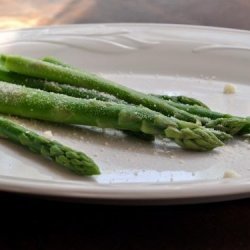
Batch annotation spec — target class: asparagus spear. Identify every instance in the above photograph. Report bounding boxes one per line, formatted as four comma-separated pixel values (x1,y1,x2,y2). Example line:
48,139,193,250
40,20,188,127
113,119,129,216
1,68,246,128
39,57,250,135
0,116,100,176
0,81,230,151
0,69,121,103
42,57,205,141
1,69,208,108
151,94,209,109
42,56,72,68
0,54,202,123
1,54,247,135
0,69,154,141
42,56,210,109
0,60,203,141
2,69,245,137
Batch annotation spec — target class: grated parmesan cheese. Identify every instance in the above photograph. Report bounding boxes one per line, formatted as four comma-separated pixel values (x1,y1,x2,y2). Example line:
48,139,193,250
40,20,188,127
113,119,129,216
223,83,236,94
223,169,240,178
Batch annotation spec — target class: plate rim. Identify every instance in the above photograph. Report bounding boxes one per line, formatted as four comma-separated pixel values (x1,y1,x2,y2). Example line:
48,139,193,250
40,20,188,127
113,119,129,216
0,175,249,204
2,22,250,35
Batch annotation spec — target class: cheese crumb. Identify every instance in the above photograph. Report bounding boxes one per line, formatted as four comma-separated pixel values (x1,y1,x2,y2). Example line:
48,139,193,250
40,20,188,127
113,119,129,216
223,169,241,178
223,83,236,94
43,130,53,139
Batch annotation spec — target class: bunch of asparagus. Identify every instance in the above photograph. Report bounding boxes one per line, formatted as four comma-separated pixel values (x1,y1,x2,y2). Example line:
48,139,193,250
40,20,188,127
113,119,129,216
0,54,248,176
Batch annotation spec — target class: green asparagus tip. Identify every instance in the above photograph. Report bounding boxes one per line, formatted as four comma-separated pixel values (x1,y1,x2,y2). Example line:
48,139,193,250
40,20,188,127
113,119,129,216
0,115,100,176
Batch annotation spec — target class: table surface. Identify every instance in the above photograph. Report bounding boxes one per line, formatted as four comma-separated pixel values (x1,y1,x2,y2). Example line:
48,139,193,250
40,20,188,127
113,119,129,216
1,1,250,249
1,0,250,30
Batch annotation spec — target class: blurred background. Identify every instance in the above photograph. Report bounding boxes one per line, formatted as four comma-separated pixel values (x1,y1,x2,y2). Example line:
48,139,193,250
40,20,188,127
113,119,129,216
1,0,250,30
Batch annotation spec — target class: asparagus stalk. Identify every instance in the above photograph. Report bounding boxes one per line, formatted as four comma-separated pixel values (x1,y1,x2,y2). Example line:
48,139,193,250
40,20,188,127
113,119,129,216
1,69,208,108
166,100,229,120
0,54,203,123
0,59,203,142
42,57,203,141
166,100,250,135
0,69,121,103
1,54,247,135
1,68,246,133
43,56,208,107
151,94,209,109
0,69,153,141
0,81,230,151
42,56,72,68
42,56,210,109
41,57,250,135
0,116,100,176
206,117,250,135
2,70,244,136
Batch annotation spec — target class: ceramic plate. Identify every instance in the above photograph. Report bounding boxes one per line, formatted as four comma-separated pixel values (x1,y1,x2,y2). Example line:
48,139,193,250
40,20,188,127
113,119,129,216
0,23,250,204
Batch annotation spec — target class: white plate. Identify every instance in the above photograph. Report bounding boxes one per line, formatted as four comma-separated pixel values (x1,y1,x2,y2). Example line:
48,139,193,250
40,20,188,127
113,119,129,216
0,23,250,204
